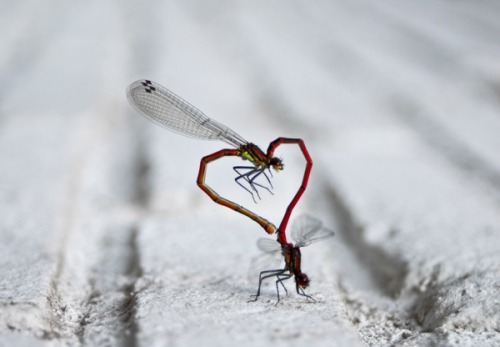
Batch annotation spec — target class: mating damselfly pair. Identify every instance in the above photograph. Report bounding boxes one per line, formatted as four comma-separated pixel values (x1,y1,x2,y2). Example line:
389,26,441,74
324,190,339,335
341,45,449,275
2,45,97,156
127,79,334,302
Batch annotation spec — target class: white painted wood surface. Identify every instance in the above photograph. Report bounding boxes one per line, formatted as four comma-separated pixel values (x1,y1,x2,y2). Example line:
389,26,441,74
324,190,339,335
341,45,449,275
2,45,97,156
1,0,499,346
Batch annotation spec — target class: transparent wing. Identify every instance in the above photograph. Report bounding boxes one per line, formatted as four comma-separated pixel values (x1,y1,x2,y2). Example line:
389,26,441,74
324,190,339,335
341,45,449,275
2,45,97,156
127,80,248,148
291,214,335,248
257,238,282,253
248,238,285,284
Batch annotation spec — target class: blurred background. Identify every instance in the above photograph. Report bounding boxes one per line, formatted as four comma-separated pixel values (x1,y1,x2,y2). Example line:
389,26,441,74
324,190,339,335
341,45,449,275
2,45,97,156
3,0,500,220
2,0,500,191
1,0,500,345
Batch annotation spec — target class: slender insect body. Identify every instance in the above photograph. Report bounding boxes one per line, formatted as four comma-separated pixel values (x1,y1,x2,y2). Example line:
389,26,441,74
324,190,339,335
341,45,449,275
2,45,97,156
127,79,312,239
249,241,313,304
291,247,309,289
127,79,323,303
127,79,289,205
280,243,309,289
239,143,282,171
250,215,334,304
239,144,265,164
282,244,293,271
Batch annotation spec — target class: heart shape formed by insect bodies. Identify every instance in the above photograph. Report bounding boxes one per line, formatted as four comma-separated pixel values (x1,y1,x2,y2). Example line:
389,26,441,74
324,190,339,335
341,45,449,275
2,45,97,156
197,137,312,245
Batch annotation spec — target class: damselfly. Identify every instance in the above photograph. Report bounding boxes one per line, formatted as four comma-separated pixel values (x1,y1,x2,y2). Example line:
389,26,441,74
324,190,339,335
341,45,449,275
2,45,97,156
127,80,312,234
250,215,334,303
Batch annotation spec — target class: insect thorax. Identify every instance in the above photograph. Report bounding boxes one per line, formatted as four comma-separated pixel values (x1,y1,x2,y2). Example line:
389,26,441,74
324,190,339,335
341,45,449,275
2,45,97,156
240,144,267,167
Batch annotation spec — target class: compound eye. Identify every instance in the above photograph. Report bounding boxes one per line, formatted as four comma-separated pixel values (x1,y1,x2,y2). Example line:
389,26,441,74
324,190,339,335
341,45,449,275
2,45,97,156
297,273,310,288
270,157,284,171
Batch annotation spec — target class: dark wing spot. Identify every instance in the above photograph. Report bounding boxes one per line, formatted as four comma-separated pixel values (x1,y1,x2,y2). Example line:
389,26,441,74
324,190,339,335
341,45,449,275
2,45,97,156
142,80,155,93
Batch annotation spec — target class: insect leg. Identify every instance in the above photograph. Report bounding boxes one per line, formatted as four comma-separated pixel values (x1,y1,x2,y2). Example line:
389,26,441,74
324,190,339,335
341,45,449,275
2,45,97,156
248,169,274,195
233,166,259,202
248,269,286,302
234,166,275,199
274,273,292,305
296,284,316,303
